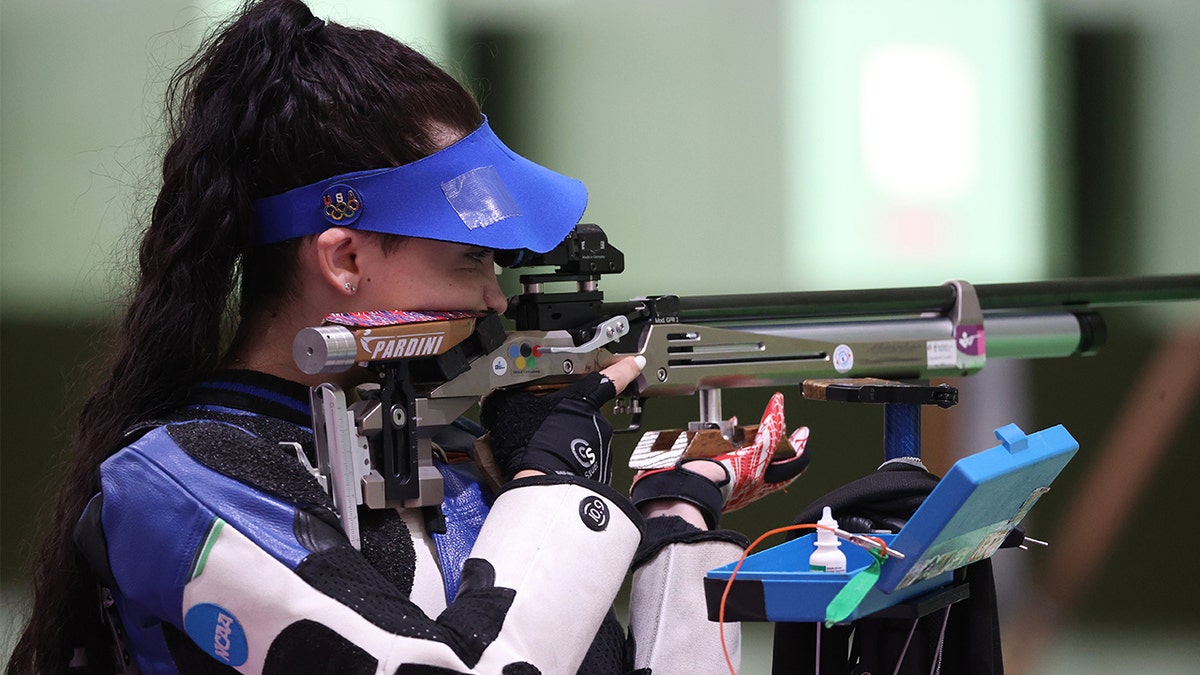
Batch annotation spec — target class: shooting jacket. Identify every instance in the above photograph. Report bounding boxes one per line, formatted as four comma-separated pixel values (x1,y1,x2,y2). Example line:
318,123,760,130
75,370,744,674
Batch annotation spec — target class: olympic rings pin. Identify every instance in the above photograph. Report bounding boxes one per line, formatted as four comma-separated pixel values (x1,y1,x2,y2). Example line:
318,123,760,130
321,184,362,225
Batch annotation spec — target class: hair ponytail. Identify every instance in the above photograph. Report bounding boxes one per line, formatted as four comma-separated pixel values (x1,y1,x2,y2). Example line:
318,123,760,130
6,2,480,671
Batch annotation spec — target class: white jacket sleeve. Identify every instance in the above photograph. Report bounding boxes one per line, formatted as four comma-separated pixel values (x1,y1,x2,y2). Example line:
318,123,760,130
467,474,643,673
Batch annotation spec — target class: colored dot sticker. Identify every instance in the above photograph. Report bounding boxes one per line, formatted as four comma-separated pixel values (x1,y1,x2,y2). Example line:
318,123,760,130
515,356,527,370
520,343,533,357
509,344,521,358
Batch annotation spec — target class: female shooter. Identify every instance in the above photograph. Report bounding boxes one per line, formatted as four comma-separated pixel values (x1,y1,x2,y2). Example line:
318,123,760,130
7,1,808,672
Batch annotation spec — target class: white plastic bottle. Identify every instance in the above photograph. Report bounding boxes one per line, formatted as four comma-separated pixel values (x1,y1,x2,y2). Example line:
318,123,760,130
809,506,847,573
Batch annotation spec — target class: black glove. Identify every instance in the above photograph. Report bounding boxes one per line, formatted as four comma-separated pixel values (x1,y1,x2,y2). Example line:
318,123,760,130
479,372,617,483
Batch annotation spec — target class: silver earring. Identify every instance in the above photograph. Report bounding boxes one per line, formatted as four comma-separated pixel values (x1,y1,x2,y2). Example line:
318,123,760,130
344,282,357,294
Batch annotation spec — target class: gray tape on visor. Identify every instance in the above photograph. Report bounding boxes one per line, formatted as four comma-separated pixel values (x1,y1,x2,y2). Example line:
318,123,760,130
441,165,522,230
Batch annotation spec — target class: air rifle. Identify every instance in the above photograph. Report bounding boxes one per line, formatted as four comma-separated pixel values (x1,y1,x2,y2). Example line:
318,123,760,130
292,224,1199,546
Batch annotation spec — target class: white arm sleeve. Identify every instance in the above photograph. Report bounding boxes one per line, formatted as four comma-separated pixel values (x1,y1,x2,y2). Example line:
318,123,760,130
469,475,642,673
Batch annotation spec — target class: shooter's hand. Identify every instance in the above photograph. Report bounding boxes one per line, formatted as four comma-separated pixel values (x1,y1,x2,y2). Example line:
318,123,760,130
479,356,644,484
630,392,810,528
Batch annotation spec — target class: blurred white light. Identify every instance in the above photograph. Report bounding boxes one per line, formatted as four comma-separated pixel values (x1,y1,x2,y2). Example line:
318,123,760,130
859,43,979,201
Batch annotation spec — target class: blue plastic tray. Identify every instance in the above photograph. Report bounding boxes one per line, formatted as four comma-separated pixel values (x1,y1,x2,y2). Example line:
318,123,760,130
705,423,1078,623
706,533,954,623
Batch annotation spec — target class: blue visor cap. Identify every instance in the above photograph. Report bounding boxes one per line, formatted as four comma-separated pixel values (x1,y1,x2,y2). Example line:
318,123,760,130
252,118,587,253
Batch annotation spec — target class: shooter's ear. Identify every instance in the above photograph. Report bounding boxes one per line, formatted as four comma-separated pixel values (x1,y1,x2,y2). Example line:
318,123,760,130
314,227,362,296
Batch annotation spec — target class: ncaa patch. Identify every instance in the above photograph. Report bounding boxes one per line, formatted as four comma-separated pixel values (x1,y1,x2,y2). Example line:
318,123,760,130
184,603,248,666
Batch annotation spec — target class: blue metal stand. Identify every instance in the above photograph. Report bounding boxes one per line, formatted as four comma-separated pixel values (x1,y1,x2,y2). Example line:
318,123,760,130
884,403,922,460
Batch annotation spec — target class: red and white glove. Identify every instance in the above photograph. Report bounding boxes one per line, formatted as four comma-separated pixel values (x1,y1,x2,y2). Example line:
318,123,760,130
717,392,810,510
630,392,810,529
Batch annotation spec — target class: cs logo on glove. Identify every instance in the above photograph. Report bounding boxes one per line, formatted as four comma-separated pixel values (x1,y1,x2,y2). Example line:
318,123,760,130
571,438,596,470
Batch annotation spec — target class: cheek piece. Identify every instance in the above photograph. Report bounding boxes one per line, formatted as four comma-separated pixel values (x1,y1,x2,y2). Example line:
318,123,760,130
251,116,588,255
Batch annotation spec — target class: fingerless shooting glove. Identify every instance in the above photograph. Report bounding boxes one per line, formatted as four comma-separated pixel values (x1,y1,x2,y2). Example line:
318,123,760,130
479,372,617,484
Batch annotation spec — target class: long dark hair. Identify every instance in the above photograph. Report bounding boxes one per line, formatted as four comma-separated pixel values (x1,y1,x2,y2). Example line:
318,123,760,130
7,1,480,671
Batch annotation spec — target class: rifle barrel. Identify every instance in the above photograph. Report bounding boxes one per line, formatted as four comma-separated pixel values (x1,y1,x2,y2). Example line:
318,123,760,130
674,274,1200,323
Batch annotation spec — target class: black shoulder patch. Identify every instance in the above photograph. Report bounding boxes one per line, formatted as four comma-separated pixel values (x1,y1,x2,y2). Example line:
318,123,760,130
165,421,330,508
357,506,417,597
